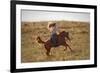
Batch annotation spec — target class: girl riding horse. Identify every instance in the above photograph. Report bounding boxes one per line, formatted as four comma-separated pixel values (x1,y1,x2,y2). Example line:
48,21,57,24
36,22,73,56
47,22,59,47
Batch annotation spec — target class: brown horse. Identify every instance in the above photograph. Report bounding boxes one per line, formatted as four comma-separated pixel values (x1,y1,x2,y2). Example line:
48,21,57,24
36,31,73,56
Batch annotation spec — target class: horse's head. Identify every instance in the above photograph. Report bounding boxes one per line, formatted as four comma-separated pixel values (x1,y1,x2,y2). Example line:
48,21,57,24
60,31,71,41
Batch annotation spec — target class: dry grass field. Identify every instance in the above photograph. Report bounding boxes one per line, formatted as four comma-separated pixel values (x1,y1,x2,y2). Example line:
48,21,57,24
21,21,90,63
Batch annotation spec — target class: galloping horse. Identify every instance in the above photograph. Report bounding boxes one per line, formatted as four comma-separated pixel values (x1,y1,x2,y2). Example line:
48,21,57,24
36,31,73,56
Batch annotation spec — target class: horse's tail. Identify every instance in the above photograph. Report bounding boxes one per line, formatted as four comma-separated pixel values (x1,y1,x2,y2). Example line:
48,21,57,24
36,36,45,44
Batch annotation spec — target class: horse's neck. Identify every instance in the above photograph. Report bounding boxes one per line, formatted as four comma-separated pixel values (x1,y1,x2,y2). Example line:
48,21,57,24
58,34,65,38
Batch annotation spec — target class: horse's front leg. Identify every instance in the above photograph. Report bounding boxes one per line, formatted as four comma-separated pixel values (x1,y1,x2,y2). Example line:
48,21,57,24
64,43,73,52
45,47,51,56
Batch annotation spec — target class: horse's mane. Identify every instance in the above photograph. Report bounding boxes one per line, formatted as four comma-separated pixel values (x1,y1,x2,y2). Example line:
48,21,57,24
60,31,66,34
59,31,70,40
59,31,68,36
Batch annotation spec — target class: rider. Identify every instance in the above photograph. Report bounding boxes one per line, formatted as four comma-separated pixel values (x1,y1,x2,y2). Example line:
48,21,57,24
47,22,59,47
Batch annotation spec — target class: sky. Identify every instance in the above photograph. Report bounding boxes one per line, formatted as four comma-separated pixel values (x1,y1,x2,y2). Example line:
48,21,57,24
21,10,90,22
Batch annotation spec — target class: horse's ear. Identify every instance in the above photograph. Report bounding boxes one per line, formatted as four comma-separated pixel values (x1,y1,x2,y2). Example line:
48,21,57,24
36,36,39,40
63,31,67,33
61,31,65,34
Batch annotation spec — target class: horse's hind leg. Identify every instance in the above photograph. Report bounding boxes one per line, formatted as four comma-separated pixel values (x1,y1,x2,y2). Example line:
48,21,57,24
46,48,51,56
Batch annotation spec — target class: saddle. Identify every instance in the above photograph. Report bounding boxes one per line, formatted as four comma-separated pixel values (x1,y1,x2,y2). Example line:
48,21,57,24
50,34,59,47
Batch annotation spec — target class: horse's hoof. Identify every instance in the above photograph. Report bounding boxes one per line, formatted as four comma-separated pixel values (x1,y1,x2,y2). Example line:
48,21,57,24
46,54,50,56
47,55,50,56
64,49,67,51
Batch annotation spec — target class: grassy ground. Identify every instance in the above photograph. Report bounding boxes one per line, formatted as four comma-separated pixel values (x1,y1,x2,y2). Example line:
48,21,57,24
21,21,90,63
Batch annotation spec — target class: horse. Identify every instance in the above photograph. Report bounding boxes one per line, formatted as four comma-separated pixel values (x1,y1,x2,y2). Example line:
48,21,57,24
36,31,73,56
